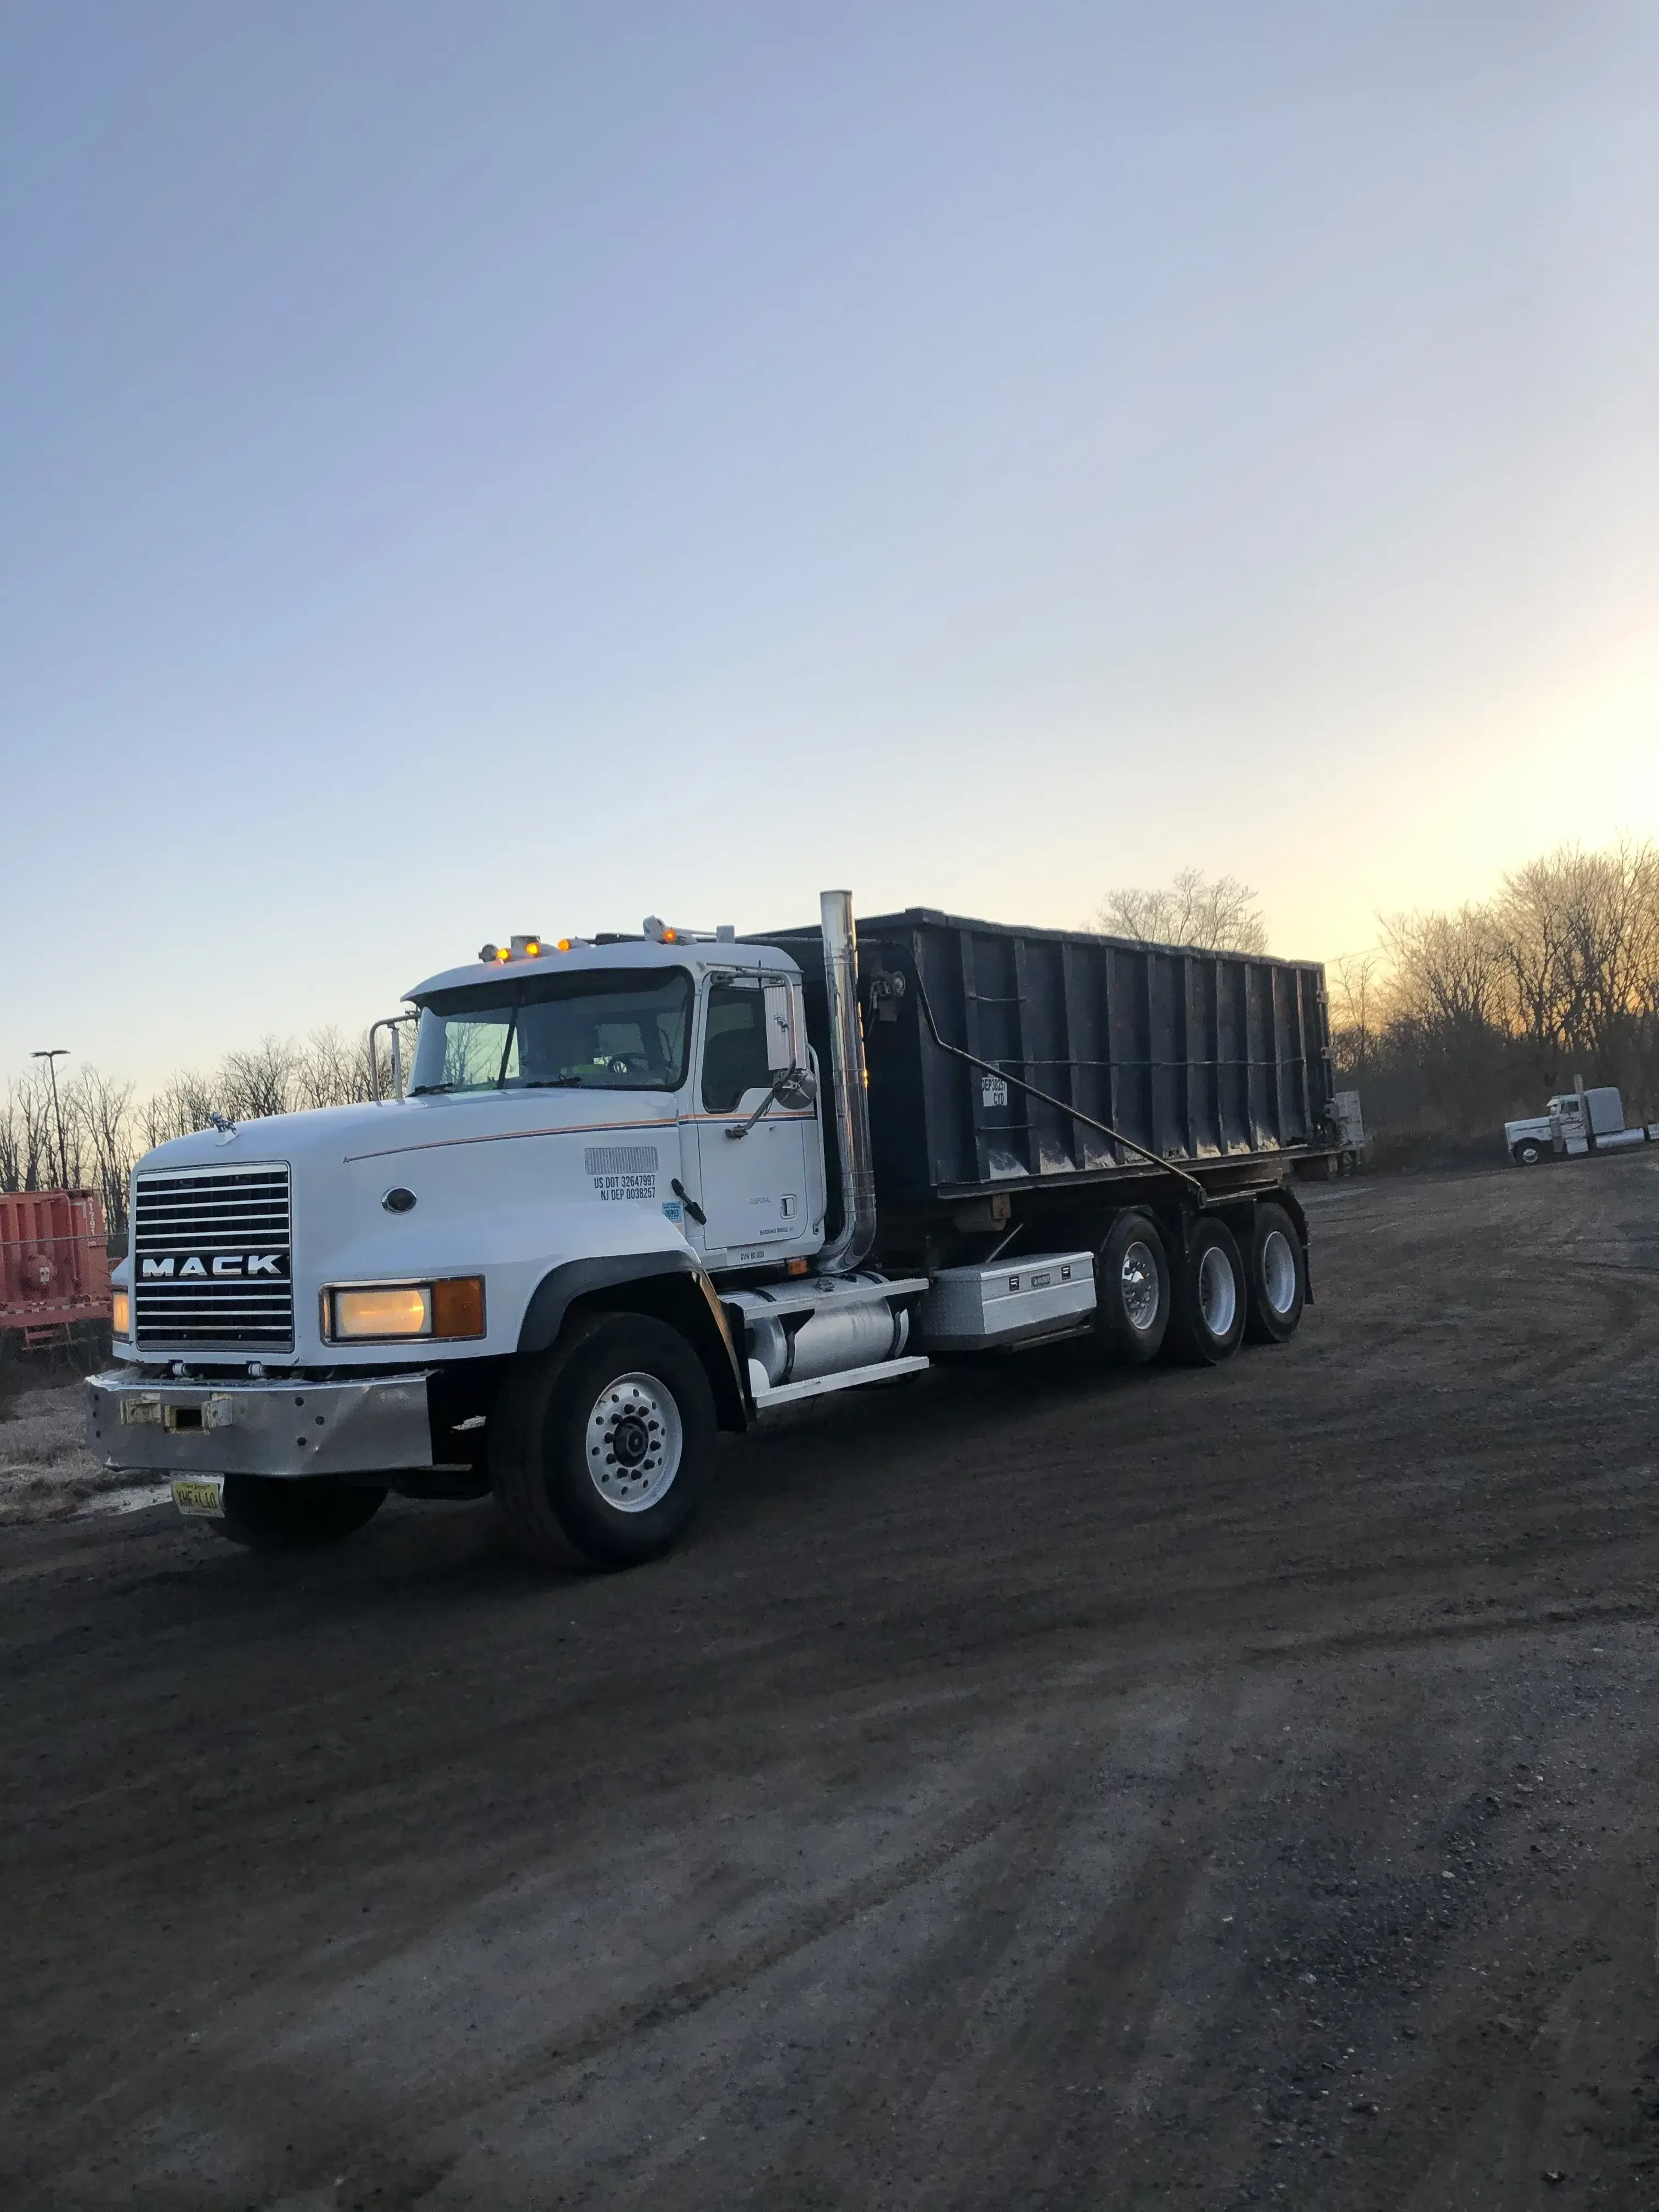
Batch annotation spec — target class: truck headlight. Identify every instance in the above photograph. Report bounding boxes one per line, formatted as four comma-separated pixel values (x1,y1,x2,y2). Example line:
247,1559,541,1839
112,1289,131,1339
324,1278,486,1342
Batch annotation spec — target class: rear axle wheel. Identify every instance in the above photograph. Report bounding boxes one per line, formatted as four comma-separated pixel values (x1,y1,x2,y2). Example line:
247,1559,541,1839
1244,1203,1307,1345
1165,1218,1246,1366
1093,1210,1170,1364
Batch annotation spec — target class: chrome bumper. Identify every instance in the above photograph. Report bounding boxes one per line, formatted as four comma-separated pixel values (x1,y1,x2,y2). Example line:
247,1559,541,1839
86,1369,435,1481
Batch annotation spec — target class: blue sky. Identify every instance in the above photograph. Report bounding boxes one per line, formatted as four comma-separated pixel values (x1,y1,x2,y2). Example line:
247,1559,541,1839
4,2,1656,1086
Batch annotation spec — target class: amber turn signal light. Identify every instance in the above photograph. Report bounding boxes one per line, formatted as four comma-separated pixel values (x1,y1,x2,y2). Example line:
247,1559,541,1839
430,1276,486,1338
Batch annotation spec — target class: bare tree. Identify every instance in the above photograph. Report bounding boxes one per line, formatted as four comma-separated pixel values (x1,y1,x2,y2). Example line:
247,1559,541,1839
0,1068,59,1191
139,1070,221,1150
68,1065,138,1234
1558,839,1659,1060
1330,952,1383,1079
1090,868,1269,955
218,1036,297,1122
0,1079,27,1192
293,1025,376,1110
1381,905,1509,1036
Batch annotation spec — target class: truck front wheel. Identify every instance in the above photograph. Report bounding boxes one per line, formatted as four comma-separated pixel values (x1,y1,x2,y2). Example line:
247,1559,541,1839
491,1313,717,1570
1165,1220,1246,1366
216,1474,386,1550
1512,1138,1545,1165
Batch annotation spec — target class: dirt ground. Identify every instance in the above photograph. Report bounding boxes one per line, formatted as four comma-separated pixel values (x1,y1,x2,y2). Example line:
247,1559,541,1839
4,1160,1658,2210
0,1373,136,1523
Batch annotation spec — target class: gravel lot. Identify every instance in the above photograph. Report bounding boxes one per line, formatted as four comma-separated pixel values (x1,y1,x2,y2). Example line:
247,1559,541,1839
3,1159,1657,2209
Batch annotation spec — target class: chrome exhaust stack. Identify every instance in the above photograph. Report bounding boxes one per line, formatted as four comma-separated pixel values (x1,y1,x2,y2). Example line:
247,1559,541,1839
814,889,878,1274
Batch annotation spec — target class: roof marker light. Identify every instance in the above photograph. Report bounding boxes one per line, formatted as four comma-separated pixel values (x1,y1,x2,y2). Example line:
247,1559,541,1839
644,914,720,945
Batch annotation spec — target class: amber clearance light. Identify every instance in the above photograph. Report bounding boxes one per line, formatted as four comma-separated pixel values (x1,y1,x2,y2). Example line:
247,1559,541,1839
325,1277,486,1342
112,1288,131,1338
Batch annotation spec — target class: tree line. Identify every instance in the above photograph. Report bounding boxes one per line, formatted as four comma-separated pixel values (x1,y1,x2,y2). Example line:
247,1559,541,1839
0,1028,381,1235
1332,839,1659,1138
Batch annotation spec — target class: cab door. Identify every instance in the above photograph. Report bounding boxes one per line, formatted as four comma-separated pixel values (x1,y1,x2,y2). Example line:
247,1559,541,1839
691,974,819,1266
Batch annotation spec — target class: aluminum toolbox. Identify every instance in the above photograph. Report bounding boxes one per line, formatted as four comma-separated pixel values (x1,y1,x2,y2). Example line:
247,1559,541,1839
753,907,1334,1204
915,1251,1096,1350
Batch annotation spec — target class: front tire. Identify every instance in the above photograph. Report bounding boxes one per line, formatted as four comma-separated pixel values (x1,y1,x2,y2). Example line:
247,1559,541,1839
491,1313,717,1570
1244,1203,1306,1344
216,1475,386,1550
1094,1211,1170,1364
1165,1218,1246,1367
1512,1139,1545,1166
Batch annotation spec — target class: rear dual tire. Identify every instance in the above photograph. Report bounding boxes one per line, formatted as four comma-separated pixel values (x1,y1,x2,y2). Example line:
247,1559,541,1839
1243,1203,1306,1345
1166,1218,1248,1365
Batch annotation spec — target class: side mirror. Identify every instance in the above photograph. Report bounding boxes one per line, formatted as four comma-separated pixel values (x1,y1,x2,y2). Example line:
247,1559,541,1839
774,1066,816,1110
763,980,799,1074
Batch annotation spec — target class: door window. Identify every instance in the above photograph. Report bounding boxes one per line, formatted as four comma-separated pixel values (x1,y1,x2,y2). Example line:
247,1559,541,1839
702,985,771,1112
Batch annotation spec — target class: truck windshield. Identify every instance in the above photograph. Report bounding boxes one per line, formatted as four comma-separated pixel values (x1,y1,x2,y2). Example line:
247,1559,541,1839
409,968,693,1096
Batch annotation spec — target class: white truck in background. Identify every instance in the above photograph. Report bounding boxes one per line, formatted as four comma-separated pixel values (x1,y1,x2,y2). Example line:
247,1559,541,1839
1505,1085,1659,1166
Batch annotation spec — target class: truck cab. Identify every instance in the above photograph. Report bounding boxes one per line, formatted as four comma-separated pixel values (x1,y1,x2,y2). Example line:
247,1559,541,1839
90,909,909,1565
1505,1087,1655,1164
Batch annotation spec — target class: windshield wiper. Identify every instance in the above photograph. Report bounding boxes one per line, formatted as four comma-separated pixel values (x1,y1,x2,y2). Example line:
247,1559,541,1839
518,1077,583,1088
408,1082,457,1096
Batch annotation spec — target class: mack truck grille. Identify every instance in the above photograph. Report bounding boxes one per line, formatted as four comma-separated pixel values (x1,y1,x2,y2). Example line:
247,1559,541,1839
133,1164,294,1349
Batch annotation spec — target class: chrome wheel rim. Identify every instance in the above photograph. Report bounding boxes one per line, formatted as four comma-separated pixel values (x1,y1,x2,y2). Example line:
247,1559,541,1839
1260,1228,1297,1317
584,1372,682,1512
1198,1246,1238,1338
1120,1239,1161,1333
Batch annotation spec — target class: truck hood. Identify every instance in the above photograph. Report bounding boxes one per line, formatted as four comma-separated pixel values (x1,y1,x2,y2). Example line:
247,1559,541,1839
1503,1115,1552,1141
127,1091,690,1367
135,1089,680,1178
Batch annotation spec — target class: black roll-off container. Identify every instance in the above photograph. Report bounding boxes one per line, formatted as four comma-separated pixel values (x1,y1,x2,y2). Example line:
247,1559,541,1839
754,907,1336,1261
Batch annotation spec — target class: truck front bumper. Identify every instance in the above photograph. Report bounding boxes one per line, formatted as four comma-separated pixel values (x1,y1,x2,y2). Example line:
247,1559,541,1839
86,1370,435,1481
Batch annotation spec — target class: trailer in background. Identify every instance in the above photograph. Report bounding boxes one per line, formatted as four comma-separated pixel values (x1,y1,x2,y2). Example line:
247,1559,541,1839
0,1190,112,1352
1330,1090,1367,1173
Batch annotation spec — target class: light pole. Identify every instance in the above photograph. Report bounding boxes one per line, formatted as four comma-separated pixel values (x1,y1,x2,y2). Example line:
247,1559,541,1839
32,1048,70,1191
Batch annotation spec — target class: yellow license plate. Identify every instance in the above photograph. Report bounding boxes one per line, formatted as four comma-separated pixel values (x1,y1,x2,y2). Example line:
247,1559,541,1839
171,1477,225,1517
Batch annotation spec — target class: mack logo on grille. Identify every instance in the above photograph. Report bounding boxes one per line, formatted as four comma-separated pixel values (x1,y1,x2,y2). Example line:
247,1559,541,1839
133,1162,295,1348
140,1253,289,1279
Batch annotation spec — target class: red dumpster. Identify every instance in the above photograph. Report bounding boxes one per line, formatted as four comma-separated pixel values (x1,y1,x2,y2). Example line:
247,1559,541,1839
0,1190,112,1347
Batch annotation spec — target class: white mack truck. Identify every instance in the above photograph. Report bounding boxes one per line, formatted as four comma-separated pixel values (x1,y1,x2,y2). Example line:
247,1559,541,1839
89,893,1333,1570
